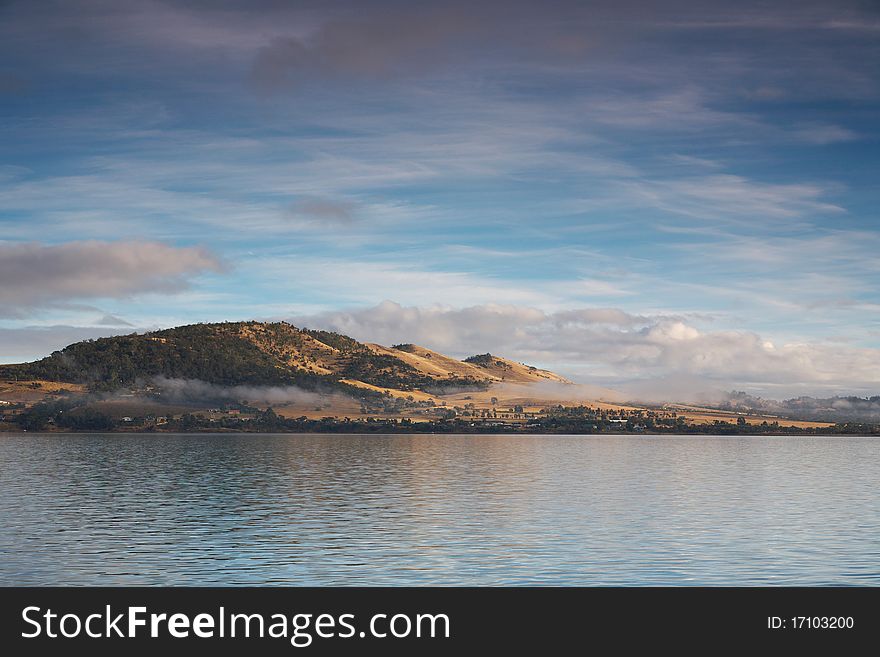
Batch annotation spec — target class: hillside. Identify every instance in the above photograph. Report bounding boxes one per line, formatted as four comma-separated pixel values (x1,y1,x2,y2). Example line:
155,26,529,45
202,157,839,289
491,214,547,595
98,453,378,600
462,353,570,384
0,321,564,397
371,344,570,385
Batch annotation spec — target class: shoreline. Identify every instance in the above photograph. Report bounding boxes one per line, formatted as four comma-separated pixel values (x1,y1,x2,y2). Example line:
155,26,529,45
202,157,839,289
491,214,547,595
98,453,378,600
2,429,877,437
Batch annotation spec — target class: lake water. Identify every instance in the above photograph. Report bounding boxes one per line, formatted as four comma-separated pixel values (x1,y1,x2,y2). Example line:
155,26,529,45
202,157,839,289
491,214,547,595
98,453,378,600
1,433,878,586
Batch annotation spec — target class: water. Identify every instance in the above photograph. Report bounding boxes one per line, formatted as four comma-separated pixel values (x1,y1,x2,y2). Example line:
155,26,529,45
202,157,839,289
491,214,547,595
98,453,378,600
1,433,878,586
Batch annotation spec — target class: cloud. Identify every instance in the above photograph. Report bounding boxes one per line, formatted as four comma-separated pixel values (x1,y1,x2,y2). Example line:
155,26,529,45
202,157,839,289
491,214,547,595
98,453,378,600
292,300,551,352
585,89,754,130
616,174,843,223
791,122,859,145
247,1,612,91
287,196,358,224
664,154,725,170
290,300,880,398
4,299,879,400
96,313,134,327
0,165,33,181
0,240,225,316
250,6,478,90
263,258,554,308
152,377,331,406
575,279,633,297
495,380,624,403
1,0,877,403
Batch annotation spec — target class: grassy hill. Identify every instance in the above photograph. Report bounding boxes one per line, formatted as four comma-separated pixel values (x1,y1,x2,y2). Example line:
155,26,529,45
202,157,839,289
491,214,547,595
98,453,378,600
462,353,570,384
0,321,562,396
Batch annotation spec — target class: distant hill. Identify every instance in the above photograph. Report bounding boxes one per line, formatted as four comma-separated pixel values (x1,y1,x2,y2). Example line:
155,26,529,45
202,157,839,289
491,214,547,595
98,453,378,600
0,321,568,397
713,391,880,424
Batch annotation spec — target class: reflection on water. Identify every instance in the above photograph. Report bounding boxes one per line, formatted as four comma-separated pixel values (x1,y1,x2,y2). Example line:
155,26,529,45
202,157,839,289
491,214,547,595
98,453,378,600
1,433,878,585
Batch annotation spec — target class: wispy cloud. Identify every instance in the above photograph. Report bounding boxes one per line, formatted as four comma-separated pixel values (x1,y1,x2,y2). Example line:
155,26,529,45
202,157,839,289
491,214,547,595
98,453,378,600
790,122,859,144
95,313,134,327
614,174,844,223
286,196,358,225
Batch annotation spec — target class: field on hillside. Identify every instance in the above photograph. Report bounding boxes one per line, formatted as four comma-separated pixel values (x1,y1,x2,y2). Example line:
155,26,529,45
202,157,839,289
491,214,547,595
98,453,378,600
0,379,86,404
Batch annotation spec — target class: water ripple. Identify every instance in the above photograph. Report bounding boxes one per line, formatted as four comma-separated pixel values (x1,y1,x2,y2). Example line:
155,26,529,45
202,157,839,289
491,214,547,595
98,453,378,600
1,433,878,585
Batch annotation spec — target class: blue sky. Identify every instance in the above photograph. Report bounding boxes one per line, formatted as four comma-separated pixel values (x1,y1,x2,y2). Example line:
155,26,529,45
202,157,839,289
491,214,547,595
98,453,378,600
1,0,879,398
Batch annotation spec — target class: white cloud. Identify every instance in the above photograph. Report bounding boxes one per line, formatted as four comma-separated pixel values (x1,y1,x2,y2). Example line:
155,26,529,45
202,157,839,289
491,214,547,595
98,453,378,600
0,240,225,316
290,300,880,398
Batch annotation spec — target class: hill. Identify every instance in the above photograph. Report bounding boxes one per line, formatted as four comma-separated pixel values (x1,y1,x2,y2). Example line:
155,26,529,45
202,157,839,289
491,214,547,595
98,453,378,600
0,321,565,397
708,391,880,424
1,322,851,434
462,353,570,384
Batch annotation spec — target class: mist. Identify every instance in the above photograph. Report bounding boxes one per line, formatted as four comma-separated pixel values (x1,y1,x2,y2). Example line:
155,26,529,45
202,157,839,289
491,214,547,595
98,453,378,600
492,381,624,404
151,377,335,406
714,391,880,424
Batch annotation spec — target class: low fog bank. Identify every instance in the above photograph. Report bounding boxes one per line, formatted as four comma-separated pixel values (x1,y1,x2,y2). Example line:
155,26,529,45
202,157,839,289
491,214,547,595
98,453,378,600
712,391,880,423
142,379,880,423
492,381,625,404
612,375,728,406
617,384,880,423
567,375,880,422
151,377,337,406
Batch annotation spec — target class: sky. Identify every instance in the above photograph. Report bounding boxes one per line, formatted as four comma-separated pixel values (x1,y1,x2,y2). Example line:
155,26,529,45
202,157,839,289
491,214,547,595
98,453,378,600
1,0,879,399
